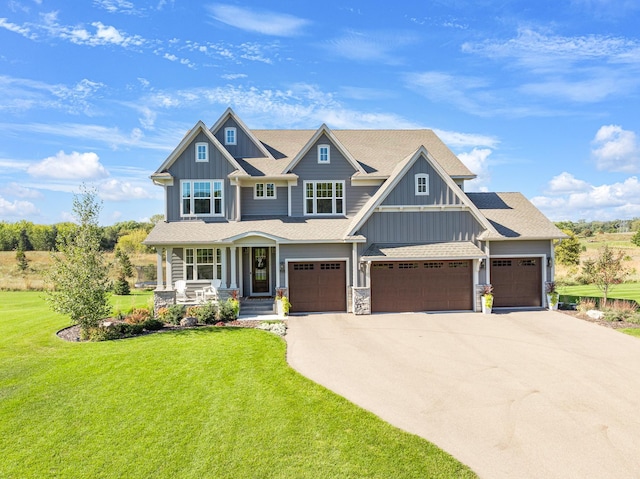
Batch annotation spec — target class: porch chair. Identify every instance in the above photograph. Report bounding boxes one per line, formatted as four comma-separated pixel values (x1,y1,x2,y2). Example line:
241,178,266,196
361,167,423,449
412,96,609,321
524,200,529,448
202,279,221,302
175,280,189,303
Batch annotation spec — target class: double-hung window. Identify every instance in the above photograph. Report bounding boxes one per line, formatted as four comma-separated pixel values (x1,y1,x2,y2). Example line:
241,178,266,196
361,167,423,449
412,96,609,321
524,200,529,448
415,174,429,195
317,144,330,164
225,127,237,145
304,181,344,215
195,142,208,162
254,182,276,199
181,180,223,216
185,248,222,280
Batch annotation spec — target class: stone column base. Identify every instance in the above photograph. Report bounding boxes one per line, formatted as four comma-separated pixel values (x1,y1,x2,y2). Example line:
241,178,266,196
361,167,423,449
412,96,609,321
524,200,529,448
154,290,176,315
352,287,371,315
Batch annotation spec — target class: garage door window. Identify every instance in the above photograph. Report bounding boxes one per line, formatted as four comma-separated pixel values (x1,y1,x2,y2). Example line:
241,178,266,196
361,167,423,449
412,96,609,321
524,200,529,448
493,259,512,267
519,259,537,266
321,263,341,270
399,263,418,269
293,263,314,271
449,261,468,268
424,262,444,268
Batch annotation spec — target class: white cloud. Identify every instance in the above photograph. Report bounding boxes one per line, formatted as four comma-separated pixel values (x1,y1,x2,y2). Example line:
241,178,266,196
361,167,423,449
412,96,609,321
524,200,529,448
93,0,143,16
221,73,248,80
531,175,640,221
97,179,153,201
433,129,499,149
591,125,640,173
0,158,29,171
458,148,492,191
324,30,418,63
0,17,37,39
2,182,43,199
0,196,39,217
28,151,110,180
207,4,310,37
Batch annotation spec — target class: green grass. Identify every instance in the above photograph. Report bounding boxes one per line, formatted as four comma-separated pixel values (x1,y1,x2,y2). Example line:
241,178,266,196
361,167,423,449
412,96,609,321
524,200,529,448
558,283,640,304
0,292,475,478
621,328,640,338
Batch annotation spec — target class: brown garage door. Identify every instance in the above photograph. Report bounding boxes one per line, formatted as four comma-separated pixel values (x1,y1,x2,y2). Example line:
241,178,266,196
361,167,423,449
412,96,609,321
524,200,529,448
490,258,541,307
371,260,473,313
288,261,346,313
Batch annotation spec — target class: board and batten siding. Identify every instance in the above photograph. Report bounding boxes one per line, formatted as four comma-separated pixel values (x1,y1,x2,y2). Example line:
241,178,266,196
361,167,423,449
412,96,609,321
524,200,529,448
357,211,483,244
290,134,357,217
279,243,352,288
489,240,552,256
241,186,288,216
382,158,462,206
166,131,238,222
213,118,265,159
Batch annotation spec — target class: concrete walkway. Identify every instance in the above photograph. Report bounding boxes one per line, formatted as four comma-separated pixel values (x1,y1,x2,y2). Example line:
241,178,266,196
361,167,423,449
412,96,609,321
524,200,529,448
286,311,640,479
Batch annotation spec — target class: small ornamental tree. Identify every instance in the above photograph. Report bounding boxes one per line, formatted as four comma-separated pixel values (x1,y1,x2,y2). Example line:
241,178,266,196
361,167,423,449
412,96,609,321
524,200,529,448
555,230,582,266
581,245,628,305
632,230,640,248
45,186,111,333
113,247,134,295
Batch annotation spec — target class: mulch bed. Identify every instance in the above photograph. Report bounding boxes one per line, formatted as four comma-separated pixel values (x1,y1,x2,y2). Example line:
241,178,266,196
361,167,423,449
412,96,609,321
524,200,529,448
558,309,640,330
56,319,267,342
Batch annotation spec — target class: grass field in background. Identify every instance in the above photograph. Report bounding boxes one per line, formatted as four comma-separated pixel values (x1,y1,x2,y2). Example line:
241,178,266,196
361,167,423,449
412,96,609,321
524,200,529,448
0,291,476,479
557,283,640,304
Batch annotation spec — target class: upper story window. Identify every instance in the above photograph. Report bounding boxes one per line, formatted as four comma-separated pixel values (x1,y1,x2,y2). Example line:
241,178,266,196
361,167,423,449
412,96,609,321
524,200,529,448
254,182,276,199
304,181,344,216
181,180,223,217
225,127,237,145
415,173,429,196
317,144,330,164
195,142,208,162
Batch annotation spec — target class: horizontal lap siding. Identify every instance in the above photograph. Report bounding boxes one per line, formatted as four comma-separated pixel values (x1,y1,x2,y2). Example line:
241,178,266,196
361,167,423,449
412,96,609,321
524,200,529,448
241,187,288,216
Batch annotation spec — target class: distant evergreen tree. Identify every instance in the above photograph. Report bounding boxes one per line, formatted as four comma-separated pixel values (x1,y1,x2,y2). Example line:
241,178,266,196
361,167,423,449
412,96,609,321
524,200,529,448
555,230,582,266
113,247,134,295
632,230,640,248
15,248,29,273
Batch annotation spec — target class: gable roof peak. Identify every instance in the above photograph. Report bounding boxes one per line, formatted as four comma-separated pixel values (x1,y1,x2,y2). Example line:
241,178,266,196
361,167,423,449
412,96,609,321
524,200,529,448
209,107,273,160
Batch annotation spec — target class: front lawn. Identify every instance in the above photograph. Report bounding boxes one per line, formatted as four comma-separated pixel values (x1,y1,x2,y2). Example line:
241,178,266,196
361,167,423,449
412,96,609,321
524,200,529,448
0,291,475,478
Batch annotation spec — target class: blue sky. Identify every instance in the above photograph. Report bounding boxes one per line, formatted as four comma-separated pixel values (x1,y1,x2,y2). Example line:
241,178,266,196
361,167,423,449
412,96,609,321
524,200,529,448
1,0,640,224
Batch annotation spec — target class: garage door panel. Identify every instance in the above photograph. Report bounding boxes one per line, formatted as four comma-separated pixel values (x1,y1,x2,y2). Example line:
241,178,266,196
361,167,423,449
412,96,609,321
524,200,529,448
371,260,472,312
288,261,346,313
491,258,541,307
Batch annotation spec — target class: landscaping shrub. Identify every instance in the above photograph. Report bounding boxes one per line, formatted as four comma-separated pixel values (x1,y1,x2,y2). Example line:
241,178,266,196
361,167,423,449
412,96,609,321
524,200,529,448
258,321,287,336
218,298,239,322
113,278,130,296
603,299,639,322
142,318,164,331
161,304,185,325
577,297,597,313
192,301,218,324
125,307,153,324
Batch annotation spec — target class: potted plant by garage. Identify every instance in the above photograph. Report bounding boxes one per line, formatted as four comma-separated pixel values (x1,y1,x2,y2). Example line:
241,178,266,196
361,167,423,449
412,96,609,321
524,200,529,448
481,284,494,314
546,282,559,310
275,288,291,317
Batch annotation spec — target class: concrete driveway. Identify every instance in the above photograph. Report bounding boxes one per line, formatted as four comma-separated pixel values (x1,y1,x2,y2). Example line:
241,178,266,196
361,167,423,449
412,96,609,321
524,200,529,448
286,311,640,479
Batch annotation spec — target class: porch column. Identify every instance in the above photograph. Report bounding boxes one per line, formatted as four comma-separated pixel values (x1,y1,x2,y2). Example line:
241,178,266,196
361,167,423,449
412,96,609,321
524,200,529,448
352,243,358,288
165,247,173,289
275,243,281,289
220,247,228,288
230,246,238,289
156,248,164,290
365,261,371,288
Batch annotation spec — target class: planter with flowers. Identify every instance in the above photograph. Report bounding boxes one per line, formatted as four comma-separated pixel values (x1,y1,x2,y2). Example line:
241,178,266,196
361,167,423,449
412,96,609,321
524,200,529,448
546,282,559,310
481,284,494,314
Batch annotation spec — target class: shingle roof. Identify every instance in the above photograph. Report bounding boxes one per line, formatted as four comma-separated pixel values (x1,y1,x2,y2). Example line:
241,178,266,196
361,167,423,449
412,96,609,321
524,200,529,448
143,217,364,245
466,192,566,240
362,242,486,260
248,129,475,178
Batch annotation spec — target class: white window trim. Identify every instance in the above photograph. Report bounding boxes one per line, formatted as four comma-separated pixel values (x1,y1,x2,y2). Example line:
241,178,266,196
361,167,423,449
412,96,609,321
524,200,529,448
195,142,209,162
184,247,222,281
254,182,277,200
304,180,345,216
415,173,429,196
180,179,225,217
317,144,330,164
225,127,237,145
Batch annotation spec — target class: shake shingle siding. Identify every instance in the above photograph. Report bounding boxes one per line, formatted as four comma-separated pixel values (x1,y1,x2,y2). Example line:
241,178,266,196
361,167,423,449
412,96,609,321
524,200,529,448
165,132,238,221
358,211,483,244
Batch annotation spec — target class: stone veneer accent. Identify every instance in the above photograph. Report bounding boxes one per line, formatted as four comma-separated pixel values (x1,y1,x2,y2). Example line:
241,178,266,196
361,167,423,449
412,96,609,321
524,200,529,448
352,287,371,315
217,288,239,301
154,290,176,315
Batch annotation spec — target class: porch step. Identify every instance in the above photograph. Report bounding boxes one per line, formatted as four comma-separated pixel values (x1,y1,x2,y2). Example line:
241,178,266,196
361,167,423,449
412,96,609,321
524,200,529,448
239,298,275,316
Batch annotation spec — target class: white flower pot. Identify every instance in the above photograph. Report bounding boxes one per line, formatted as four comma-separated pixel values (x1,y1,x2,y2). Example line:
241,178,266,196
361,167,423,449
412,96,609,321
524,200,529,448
547,294,559,310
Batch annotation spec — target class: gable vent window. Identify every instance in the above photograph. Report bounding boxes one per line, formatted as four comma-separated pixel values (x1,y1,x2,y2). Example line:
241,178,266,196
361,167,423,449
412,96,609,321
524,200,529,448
225,127,237,145
318,144,330,164
195,142,208,162
415,173,429,196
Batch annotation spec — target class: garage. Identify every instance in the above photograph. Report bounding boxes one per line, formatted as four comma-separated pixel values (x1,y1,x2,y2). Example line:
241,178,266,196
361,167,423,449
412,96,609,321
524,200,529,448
371,260,473,312
490,257,542,307
288,261,347,313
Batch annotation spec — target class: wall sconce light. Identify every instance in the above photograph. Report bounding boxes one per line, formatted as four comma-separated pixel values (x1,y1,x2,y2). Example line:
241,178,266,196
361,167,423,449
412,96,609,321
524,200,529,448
547,258,552,268
480,259,486,269
280,261,285,272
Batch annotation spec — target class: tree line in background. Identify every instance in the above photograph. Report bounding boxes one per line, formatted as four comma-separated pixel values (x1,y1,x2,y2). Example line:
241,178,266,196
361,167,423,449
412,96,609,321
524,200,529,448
555,218,640,236
0,214,164,253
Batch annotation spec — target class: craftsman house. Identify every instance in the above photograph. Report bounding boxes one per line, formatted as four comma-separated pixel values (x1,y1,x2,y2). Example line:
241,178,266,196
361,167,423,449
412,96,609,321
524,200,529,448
144,108,565,314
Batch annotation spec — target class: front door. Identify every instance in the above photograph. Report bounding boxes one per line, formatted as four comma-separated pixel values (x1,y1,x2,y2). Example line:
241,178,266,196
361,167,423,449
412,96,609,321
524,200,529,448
252,247,270,295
